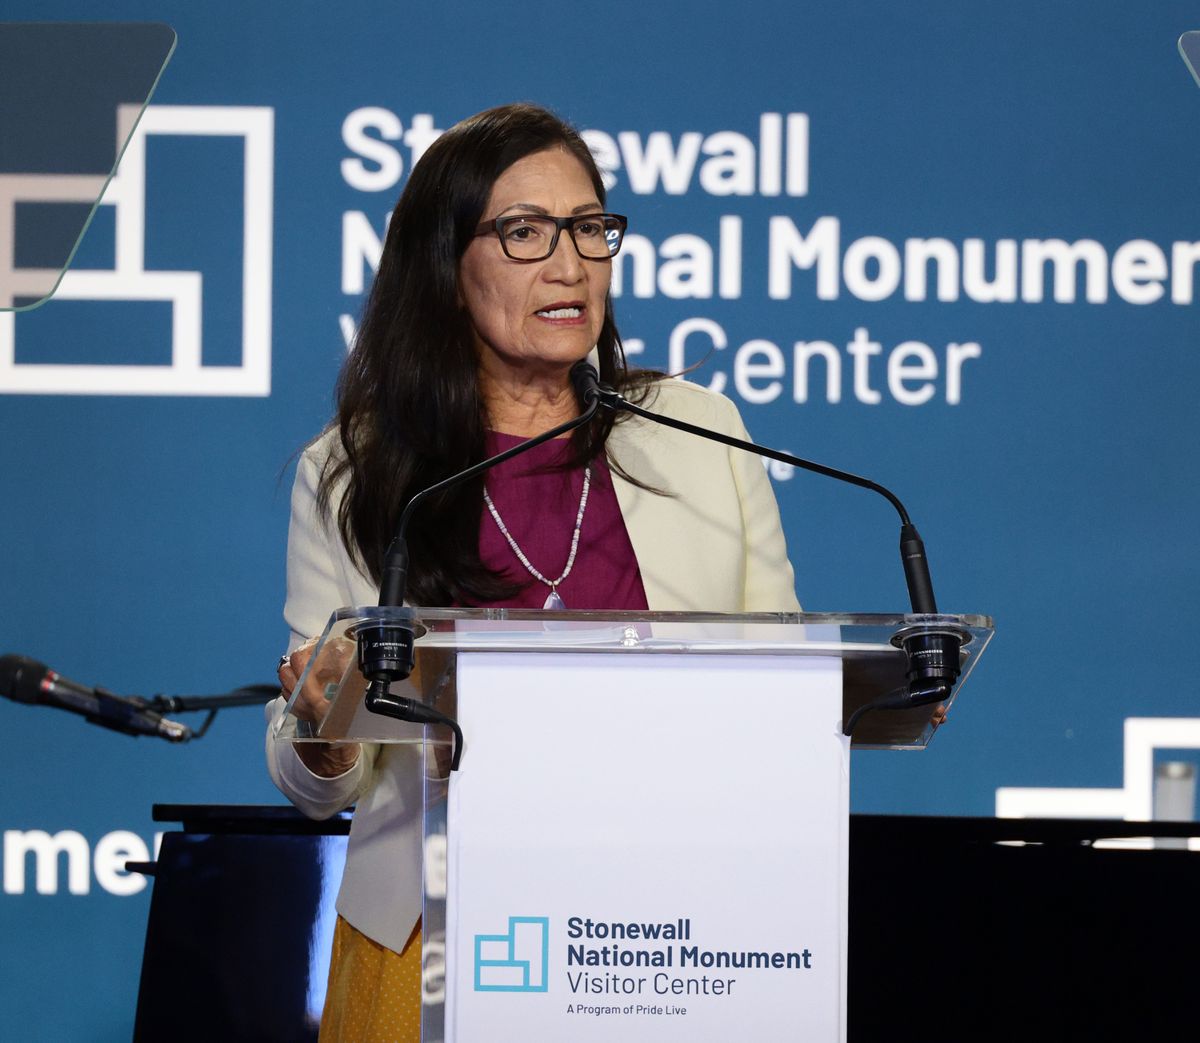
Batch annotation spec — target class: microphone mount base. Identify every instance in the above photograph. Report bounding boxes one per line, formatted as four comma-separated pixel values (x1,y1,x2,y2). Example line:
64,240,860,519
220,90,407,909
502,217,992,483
844,622,967,737
356,620,417,684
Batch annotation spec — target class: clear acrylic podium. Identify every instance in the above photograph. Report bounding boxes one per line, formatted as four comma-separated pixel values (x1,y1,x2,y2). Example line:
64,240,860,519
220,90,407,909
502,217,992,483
275,607,992,1041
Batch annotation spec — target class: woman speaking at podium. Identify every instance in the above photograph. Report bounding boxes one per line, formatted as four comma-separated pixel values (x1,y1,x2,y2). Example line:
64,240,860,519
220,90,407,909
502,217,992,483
268,102,798,1040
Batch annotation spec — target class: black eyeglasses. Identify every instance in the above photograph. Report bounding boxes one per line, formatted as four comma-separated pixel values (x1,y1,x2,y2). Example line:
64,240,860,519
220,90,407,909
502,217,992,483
474,213,628,261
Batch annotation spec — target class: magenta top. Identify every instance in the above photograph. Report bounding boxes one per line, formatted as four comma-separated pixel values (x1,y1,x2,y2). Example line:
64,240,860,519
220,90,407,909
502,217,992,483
470,431,649,611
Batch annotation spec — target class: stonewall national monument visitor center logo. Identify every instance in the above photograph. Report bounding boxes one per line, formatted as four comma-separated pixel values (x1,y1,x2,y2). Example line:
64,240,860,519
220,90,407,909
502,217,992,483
474,916,550,992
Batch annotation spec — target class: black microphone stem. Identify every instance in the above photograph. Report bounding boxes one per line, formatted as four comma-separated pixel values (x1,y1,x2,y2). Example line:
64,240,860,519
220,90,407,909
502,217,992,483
613,396,910,519
597,392,937,615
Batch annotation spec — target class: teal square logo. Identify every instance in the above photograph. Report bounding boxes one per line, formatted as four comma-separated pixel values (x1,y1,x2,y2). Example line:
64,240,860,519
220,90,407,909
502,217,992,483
474,916,550,992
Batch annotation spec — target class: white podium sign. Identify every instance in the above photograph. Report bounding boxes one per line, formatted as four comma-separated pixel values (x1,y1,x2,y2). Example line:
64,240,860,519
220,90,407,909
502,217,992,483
444,651,848,1041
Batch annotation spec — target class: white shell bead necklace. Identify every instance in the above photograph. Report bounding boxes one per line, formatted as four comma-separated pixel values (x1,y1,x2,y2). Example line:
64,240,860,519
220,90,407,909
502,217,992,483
482,466,592,610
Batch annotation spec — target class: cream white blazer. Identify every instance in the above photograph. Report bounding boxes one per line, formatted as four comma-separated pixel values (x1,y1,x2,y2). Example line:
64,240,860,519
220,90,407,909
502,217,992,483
266,378,799,952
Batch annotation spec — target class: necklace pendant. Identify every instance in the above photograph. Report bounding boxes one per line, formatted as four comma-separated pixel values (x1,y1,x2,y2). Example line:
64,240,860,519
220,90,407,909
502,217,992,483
543,589,566,611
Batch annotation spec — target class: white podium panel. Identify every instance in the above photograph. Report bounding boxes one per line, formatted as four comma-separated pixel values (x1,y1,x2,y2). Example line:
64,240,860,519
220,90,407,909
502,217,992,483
444,652,848,1041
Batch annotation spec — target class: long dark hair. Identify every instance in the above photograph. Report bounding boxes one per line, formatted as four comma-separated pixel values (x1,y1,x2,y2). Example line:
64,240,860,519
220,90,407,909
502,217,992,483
319,102,648,605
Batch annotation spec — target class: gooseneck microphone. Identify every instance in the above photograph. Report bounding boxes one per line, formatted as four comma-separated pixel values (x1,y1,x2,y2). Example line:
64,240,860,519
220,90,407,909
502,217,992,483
355,392,603,770
0,654,192,742
570,361,963,736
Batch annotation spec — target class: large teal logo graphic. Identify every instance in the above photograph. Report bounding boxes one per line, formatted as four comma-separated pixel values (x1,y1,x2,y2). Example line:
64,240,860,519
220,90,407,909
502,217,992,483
474,916,550,992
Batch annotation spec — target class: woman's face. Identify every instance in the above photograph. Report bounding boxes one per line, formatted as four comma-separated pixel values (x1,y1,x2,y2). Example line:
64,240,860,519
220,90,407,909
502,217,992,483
459,147,610,385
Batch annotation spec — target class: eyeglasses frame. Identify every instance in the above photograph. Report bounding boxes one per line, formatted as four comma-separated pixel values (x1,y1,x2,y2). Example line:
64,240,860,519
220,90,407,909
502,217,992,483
473,212,629,262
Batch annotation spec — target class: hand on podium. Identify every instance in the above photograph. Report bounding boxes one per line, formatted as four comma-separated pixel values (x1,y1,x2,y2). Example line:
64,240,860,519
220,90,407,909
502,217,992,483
279,638,362,778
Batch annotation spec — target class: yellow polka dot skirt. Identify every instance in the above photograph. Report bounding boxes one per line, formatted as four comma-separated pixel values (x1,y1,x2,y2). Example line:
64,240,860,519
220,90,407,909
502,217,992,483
319,915,422,1042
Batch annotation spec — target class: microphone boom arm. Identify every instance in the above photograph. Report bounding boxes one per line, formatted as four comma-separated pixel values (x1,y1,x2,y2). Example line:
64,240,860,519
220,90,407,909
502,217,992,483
589,384,937,614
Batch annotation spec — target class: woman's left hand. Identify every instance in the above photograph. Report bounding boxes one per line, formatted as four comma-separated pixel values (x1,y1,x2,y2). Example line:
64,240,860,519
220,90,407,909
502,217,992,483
278,638,362,777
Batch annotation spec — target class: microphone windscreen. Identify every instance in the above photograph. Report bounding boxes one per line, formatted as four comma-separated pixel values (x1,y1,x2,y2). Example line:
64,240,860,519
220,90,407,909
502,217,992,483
0,655,47,705
570,359,601,403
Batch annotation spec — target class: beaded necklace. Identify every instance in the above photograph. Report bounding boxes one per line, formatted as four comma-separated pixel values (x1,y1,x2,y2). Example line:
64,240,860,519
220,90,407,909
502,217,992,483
482,466,592,610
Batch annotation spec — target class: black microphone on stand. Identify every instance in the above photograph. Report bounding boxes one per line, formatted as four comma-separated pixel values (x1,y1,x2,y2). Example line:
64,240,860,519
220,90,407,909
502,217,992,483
0,654,192,742
354,389,603,769
570,361,963,735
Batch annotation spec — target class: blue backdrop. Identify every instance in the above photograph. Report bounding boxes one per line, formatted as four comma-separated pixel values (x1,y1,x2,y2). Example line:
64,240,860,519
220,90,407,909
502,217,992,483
4,4,1200,1038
